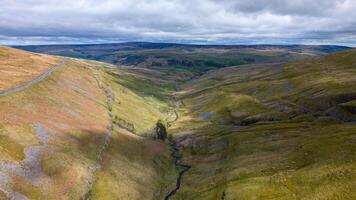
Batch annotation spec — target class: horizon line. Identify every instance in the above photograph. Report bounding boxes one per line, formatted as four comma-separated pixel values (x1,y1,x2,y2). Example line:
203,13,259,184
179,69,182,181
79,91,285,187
6,41,354,48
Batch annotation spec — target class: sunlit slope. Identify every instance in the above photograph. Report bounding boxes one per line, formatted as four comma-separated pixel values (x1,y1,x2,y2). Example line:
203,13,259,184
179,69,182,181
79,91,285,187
169,49,356,199
0,58,109,199
0,46,60,91
86,62,177,200
0,47,176,200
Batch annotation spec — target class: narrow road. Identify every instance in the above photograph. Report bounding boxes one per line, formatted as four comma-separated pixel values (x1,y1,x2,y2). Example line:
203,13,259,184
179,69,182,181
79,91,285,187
0,59,65,97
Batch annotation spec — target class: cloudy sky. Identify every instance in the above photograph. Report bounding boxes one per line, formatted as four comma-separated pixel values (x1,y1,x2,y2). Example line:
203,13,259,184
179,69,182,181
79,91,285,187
0,0,356,46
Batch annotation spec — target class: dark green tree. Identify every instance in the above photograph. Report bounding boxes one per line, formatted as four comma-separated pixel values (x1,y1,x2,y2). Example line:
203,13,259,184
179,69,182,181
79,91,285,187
155,120,167,141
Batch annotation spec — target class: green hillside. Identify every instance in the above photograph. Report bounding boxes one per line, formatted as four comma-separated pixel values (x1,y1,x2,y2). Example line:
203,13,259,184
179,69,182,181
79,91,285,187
168,49,356,199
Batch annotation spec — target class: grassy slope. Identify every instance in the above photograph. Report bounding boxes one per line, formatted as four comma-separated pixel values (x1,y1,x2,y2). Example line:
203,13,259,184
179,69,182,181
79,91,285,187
0,58,109,199
0,46,59,91
169,49,356,199
87,62,178,200
0,48,177,199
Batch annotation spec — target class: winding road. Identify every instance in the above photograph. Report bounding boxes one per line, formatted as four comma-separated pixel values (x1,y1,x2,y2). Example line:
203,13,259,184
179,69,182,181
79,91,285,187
0,59,65,97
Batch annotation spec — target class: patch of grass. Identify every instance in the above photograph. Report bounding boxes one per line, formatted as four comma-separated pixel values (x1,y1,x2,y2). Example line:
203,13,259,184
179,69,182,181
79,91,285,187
11,176,47,200
91,128,178,200
109,71,173,102
92,66,172,134
0,134,25,160
0,46,59,91
0,189,6,198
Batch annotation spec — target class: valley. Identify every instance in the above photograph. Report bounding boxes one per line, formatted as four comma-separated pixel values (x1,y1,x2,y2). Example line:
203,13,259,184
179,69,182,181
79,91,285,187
0,43,355,199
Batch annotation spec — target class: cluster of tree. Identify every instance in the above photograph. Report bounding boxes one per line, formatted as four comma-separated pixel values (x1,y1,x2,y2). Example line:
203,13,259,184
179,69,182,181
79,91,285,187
113,116,136,133
155,120,167,141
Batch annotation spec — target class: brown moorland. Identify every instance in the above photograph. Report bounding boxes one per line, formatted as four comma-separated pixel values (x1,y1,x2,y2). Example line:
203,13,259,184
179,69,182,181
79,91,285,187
0,47,177,200
0,46,60,91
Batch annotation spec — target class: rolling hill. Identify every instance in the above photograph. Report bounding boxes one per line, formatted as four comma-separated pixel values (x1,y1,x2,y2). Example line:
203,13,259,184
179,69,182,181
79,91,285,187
0,44,355,200
15,42,351,74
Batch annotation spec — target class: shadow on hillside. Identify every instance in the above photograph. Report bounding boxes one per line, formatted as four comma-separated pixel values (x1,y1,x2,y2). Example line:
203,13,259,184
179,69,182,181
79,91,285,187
68,127,174,199
108,70,175,102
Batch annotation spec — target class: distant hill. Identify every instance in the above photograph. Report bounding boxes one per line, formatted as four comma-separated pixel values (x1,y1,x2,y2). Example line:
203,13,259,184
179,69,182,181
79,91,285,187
14,42,351,73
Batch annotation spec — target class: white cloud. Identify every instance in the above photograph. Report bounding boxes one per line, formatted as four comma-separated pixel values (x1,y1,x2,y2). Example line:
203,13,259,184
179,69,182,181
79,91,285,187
0,0,355,46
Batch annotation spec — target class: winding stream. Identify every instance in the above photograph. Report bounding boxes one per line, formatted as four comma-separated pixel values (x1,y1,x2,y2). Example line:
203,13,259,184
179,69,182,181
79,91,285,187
164,140,191,200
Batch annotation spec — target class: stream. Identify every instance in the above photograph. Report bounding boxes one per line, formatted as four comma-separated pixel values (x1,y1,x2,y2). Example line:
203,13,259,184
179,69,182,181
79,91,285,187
164,140,191,200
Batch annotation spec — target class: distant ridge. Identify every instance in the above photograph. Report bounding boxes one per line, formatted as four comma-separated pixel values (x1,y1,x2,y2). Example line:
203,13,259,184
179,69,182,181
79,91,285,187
13,41,352,50
13,42,352,74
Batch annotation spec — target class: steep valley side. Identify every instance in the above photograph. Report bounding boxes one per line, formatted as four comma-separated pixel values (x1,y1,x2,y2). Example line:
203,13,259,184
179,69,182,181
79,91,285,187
0,47,178,200
168,49,356,199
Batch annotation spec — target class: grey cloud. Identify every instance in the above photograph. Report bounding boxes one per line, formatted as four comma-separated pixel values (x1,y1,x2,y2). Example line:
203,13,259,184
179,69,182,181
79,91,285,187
219,0,343,16
0,0,355,46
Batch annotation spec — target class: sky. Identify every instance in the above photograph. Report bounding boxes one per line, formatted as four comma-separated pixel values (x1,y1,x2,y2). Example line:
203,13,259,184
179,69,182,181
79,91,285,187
0,0,356,46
